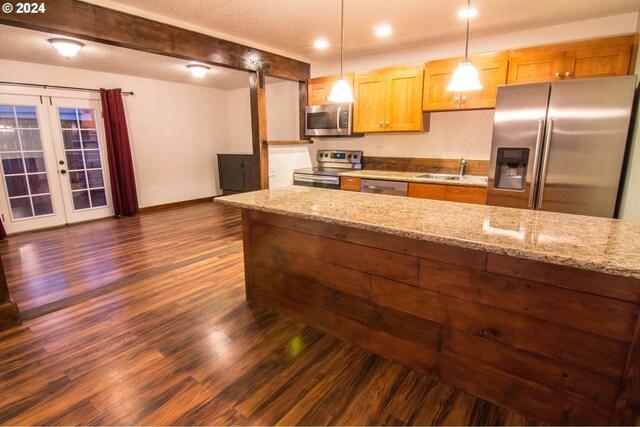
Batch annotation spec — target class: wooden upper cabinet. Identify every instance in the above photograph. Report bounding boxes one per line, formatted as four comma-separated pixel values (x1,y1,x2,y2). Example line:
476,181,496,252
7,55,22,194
507,51,566,84
566,44,633,79
423,52,508,111
386,68,425,131
354,65,424,133
507,35,636,84
353,71,387,132
464,52,509,109
307,73,354,105
423,58,460,111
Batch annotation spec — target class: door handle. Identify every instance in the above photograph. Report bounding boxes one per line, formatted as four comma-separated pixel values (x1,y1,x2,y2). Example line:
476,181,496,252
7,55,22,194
528,119,545,208
60,169,67,174
336,106,342,131
537,119,554,209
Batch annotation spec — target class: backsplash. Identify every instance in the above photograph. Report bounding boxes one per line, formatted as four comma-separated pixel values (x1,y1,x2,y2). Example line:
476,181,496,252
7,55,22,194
362,156,489,176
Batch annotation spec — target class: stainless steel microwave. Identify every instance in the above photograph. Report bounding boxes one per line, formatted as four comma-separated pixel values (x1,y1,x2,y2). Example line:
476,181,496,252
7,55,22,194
305,103,353,137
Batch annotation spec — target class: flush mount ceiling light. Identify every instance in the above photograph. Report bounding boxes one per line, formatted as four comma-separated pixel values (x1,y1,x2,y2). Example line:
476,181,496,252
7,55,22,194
327,0,354,103
447,0,483,92
314,39,330,49
458,7,478,18
187,64,209,79
48,38,84,58
374,25,392,37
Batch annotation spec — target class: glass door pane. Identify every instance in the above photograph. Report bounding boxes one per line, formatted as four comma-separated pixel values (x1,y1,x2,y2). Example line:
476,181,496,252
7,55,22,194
50,97,113,224
58,107,108,211
0,105,54,220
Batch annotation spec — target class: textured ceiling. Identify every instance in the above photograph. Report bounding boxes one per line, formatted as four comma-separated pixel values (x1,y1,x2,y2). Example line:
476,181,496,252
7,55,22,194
0,0,638,91
90,0,640,61
0,25,253,90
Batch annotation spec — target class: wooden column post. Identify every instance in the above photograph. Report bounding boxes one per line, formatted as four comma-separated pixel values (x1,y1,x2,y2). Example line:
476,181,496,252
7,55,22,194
249,69,269,190
299,81,308,140
0,255,20,331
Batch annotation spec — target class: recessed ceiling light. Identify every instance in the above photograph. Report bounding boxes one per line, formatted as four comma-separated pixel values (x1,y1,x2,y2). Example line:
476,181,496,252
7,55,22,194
458,8,478,19
314,39,330,49
187,64,209,79
48,38,84,58
374,25,392,37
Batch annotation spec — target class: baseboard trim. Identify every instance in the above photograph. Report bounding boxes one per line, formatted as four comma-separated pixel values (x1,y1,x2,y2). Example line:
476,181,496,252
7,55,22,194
139,197,215,214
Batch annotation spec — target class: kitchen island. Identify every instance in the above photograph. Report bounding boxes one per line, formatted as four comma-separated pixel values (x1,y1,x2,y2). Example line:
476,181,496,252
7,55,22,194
216,186,640,425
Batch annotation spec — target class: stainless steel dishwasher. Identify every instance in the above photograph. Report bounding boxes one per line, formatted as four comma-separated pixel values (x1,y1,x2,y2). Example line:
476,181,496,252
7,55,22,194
360,179,408,196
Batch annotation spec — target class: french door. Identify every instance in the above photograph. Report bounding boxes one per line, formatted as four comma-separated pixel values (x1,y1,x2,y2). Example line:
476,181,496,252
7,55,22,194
0,94,113,234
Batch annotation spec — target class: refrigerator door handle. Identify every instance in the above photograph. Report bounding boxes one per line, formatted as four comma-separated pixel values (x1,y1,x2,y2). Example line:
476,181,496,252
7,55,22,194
537,119,554,209
528,119,545,208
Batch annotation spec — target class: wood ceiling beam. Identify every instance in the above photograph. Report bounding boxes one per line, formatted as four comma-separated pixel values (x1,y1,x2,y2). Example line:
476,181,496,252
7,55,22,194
0,0,311,82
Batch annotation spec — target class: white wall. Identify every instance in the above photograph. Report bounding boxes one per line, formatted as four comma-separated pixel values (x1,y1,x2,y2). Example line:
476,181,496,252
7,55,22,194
225,86,252,153
225,80,313,188
311,12,640,164
265,80,312,188
0,59,232,207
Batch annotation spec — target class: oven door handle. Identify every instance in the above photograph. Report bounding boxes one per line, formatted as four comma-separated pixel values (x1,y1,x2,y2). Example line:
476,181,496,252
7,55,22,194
294,175,339,184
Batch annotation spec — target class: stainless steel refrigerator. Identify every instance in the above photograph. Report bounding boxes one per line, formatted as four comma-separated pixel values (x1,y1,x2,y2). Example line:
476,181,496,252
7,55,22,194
486,75,637,218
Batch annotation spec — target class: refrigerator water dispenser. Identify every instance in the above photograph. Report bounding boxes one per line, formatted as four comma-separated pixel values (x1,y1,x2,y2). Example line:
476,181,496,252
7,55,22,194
493,148,529,191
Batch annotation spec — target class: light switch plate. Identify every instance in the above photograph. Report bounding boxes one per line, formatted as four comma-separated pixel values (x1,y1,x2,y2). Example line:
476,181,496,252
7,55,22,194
268,166,276,177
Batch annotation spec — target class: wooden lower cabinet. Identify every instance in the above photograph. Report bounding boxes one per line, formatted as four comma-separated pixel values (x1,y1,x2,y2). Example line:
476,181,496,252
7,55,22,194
241,209,640,425
408,182,446,200
340,176,361,191
445,185,487,204
409,182,487,204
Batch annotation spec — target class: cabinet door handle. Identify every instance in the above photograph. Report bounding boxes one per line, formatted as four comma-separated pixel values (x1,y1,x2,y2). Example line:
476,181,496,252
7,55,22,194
454,96,460,102
379,121,383,127
461,96,467,103
565,71,573,78
554,72,563,79
385,120,390,126
347,177,354,182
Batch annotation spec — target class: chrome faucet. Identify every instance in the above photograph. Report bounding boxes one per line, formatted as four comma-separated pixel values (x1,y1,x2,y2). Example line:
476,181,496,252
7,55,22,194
458,158,467,177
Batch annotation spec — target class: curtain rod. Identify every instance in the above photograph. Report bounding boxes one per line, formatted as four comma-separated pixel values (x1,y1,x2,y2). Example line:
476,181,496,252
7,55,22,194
0,81,134,95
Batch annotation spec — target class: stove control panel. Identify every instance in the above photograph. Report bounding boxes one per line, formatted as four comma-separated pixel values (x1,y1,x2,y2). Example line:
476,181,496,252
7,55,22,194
317,150,363,165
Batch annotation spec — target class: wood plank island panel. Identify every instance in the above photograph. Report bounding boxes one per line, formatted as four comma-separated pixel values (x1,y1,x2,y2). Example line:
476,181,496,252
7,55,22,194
238,207,640,426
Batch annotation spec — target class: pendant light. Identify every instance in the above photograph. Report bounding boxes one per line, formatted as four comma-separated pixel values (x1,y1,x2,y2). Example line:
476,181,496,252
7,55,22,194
446,0,483,92
327,0,354,103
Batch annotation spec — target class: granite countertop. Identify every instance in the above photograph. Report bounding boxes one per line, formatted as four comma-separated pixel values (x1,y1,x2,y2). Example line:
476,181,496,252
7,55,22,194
339,170,488,187
216,186,640,279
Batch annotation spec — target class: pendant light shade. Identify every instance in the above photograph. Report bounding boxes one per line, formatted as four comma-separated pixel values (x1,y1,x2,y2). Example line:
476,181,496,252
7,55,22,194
447,60,483,91
446,0,483,92
327,78,354,103
327,0,354,103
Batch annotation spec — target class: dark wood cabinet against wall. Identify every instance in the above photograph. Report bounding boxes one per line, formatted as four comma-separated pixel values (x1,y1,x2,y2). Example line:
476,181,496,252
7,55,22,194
217,154,255,195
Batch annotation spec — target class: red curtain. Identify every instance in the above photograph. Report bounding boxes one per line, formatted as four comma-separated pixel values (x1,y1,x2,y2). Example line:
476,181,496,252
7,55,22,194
100,89,139,217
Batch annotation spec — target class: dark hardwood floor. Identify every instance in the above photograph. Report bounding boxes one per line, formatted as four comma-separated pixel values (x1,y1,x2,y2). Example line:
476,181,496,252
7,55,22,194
0,202,539,425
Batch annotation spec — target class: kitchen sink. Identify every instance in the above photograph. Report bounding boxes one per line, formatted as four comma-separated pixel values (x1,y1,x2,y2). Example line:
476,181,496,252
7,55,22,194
418,173,488,183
